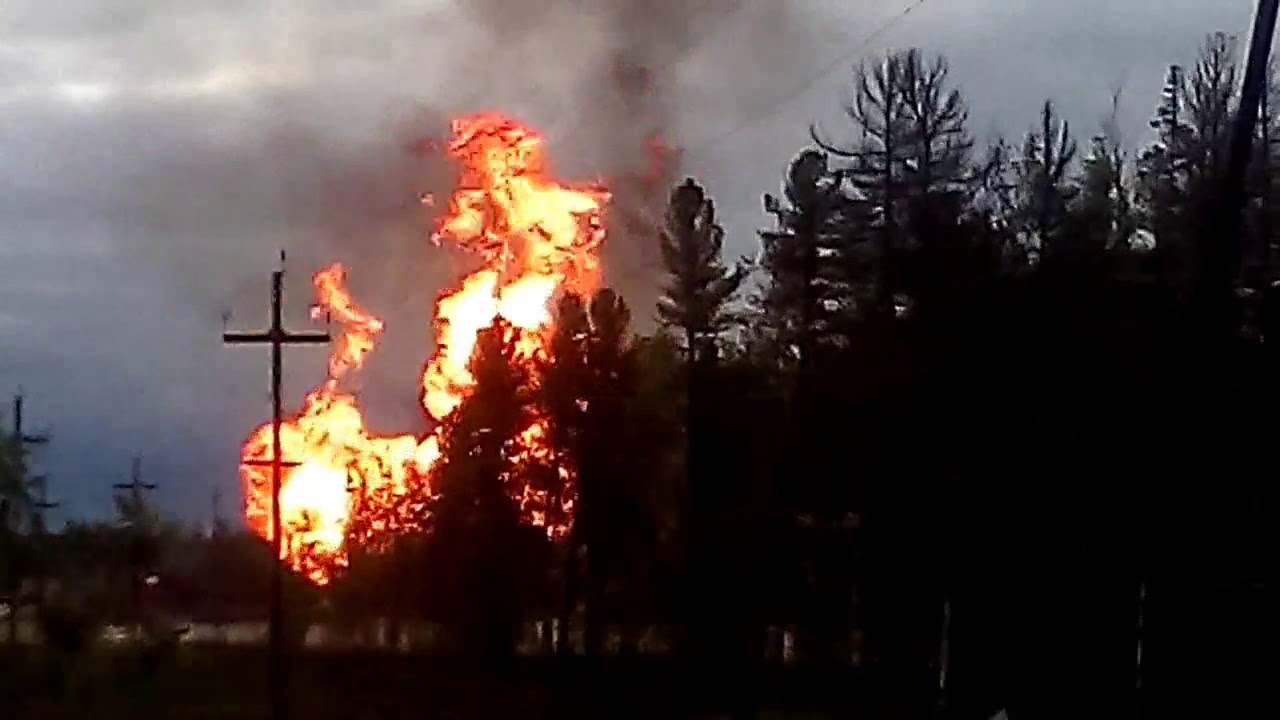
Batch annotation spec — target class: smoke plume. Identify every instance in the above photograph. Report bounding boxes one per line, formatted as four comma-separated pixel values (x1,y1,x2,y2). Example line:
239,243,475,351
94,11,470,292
292,0,814,422
8,1,819,434
431,0,817,323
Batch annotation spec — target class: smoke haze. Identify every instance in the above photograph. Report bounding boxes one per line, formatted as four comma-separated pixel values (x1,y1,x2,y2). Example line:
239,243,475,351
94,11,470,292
147,0,820,341
4,0,1247,522
0,0,821,520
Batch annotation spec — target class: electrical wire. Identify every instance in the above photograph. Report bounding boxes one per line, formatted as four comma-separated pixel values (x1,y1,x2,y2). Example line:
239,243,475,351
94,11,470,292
682,0,931,156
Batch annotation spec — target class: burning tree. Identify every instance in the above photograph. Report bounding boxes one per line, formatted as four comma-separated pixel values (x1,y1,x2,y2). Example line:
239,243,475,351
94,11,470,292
426,320,534,658
537,288,640,655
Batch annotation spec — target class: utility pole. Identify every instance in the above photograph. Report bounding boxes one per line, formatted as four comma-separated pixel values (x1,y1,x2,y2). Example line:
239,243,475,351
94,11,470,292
1135,579,1146,720
936,597,951,717
1212,0,1280,336
6,392,49,650
28,473,56,608
222,253,330,720
1217,5,1278,716
112,455,157,635
112,456,157,507
210,486,225,538
28,476,56,533
12,394,50,451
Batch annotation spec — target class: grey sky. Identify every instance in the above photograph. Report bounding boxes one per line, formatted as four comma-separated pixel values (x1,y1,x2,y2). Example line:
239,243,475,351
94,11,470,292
0,0,1257,526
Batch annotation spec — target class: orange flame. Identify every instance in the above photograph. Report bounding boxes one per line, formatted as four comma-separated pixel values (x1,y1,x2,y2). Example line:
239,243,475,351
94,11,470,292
421,113,607,419
239,113,607,584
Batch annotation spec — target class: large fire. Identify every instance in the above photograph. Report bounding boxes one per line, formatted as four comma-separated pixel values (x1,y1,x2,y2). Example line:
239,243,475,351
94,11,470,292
240,113,608,584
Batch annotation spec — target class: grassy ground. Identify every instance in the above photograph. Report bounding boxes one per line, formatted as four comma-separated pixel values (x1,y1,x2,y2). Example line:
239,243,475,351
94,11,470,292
1,645,916,719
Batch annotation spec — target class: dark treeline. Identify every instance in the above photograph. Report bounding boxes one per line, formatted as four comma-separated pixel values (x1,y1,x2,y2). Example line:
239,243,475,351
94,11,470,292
3,34,1271,718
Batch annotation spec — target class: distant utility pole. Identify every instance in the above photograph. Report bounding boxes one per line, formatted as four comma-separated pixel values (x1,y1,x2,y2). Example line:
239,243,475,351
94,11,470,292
11,394,52,526
210,486,225,538
7,392,50,650
11,393,50,481
113,455,157,632
28,473,57,607
28,475,57,533
1135,579,1147,720
936,597,951,717
113,456,157,508
222,252,330,720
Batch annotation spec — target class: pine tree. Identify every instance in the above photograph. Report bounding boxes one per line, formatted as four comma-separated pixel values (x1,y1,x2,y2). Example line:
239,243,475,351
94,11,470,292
1182,33,1238,178
1137,33,1241,286
538,293,590,655
1137,65,1192,255
1070,93,1138,255
657,178,748,363
813,52,906,313
541,294,590,538
579,288,635,654
1017,100,1079,262
968,138,1023,259
428,320,531,661
756,150,868,670
759,149,861,367
619,330,684,644
814,49,973,312
656,177,746,664
537,288,644,656
896,49,974,200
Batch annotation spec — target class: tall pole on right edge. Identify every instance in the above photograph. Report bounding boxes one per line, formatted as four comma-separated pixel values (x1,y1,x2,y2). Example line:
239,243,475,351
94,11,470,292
1208,4,1279,718
1212,0,1280,336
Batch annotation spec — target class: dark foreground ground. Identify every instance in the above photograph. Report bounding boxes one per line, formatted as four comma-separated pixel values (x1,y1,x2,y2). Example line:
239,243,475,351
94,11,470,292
1,647,931,719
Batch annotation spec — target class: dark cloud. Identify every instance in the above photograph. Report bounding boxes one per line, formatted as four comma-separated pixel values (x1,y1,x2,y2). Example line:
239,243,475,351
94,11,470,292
0,0,1259,525
0,0,821,525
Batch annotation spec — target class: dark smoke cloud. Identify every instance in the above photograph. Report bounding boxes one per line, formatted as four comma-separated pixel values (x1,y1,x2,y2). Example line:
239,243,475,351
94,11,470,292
0,0,822,521
439,0,818,324
2,1,820,345
127,0,818,334
5,0,1245,523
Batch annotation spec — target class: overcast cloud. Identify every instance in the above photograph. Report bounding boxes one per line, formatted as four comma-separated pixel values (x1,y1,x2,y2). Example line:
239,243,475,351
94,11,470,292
0,0,1257,526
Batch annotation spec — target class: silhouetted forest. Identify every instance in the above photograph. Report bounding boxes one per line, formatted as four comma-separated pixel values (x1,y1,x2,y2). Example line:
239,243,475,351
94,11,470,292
2,35,1271,718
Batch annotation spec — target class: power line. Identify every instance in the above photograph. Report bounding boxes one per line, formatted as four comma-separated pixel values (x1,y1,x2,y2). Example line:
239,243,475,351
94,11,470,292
684,0,930,156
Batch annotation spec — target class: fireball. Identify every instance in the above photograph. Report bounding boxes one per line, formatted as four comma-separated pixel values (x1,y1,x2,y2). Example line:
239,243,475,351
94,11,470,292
239,113,609,584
